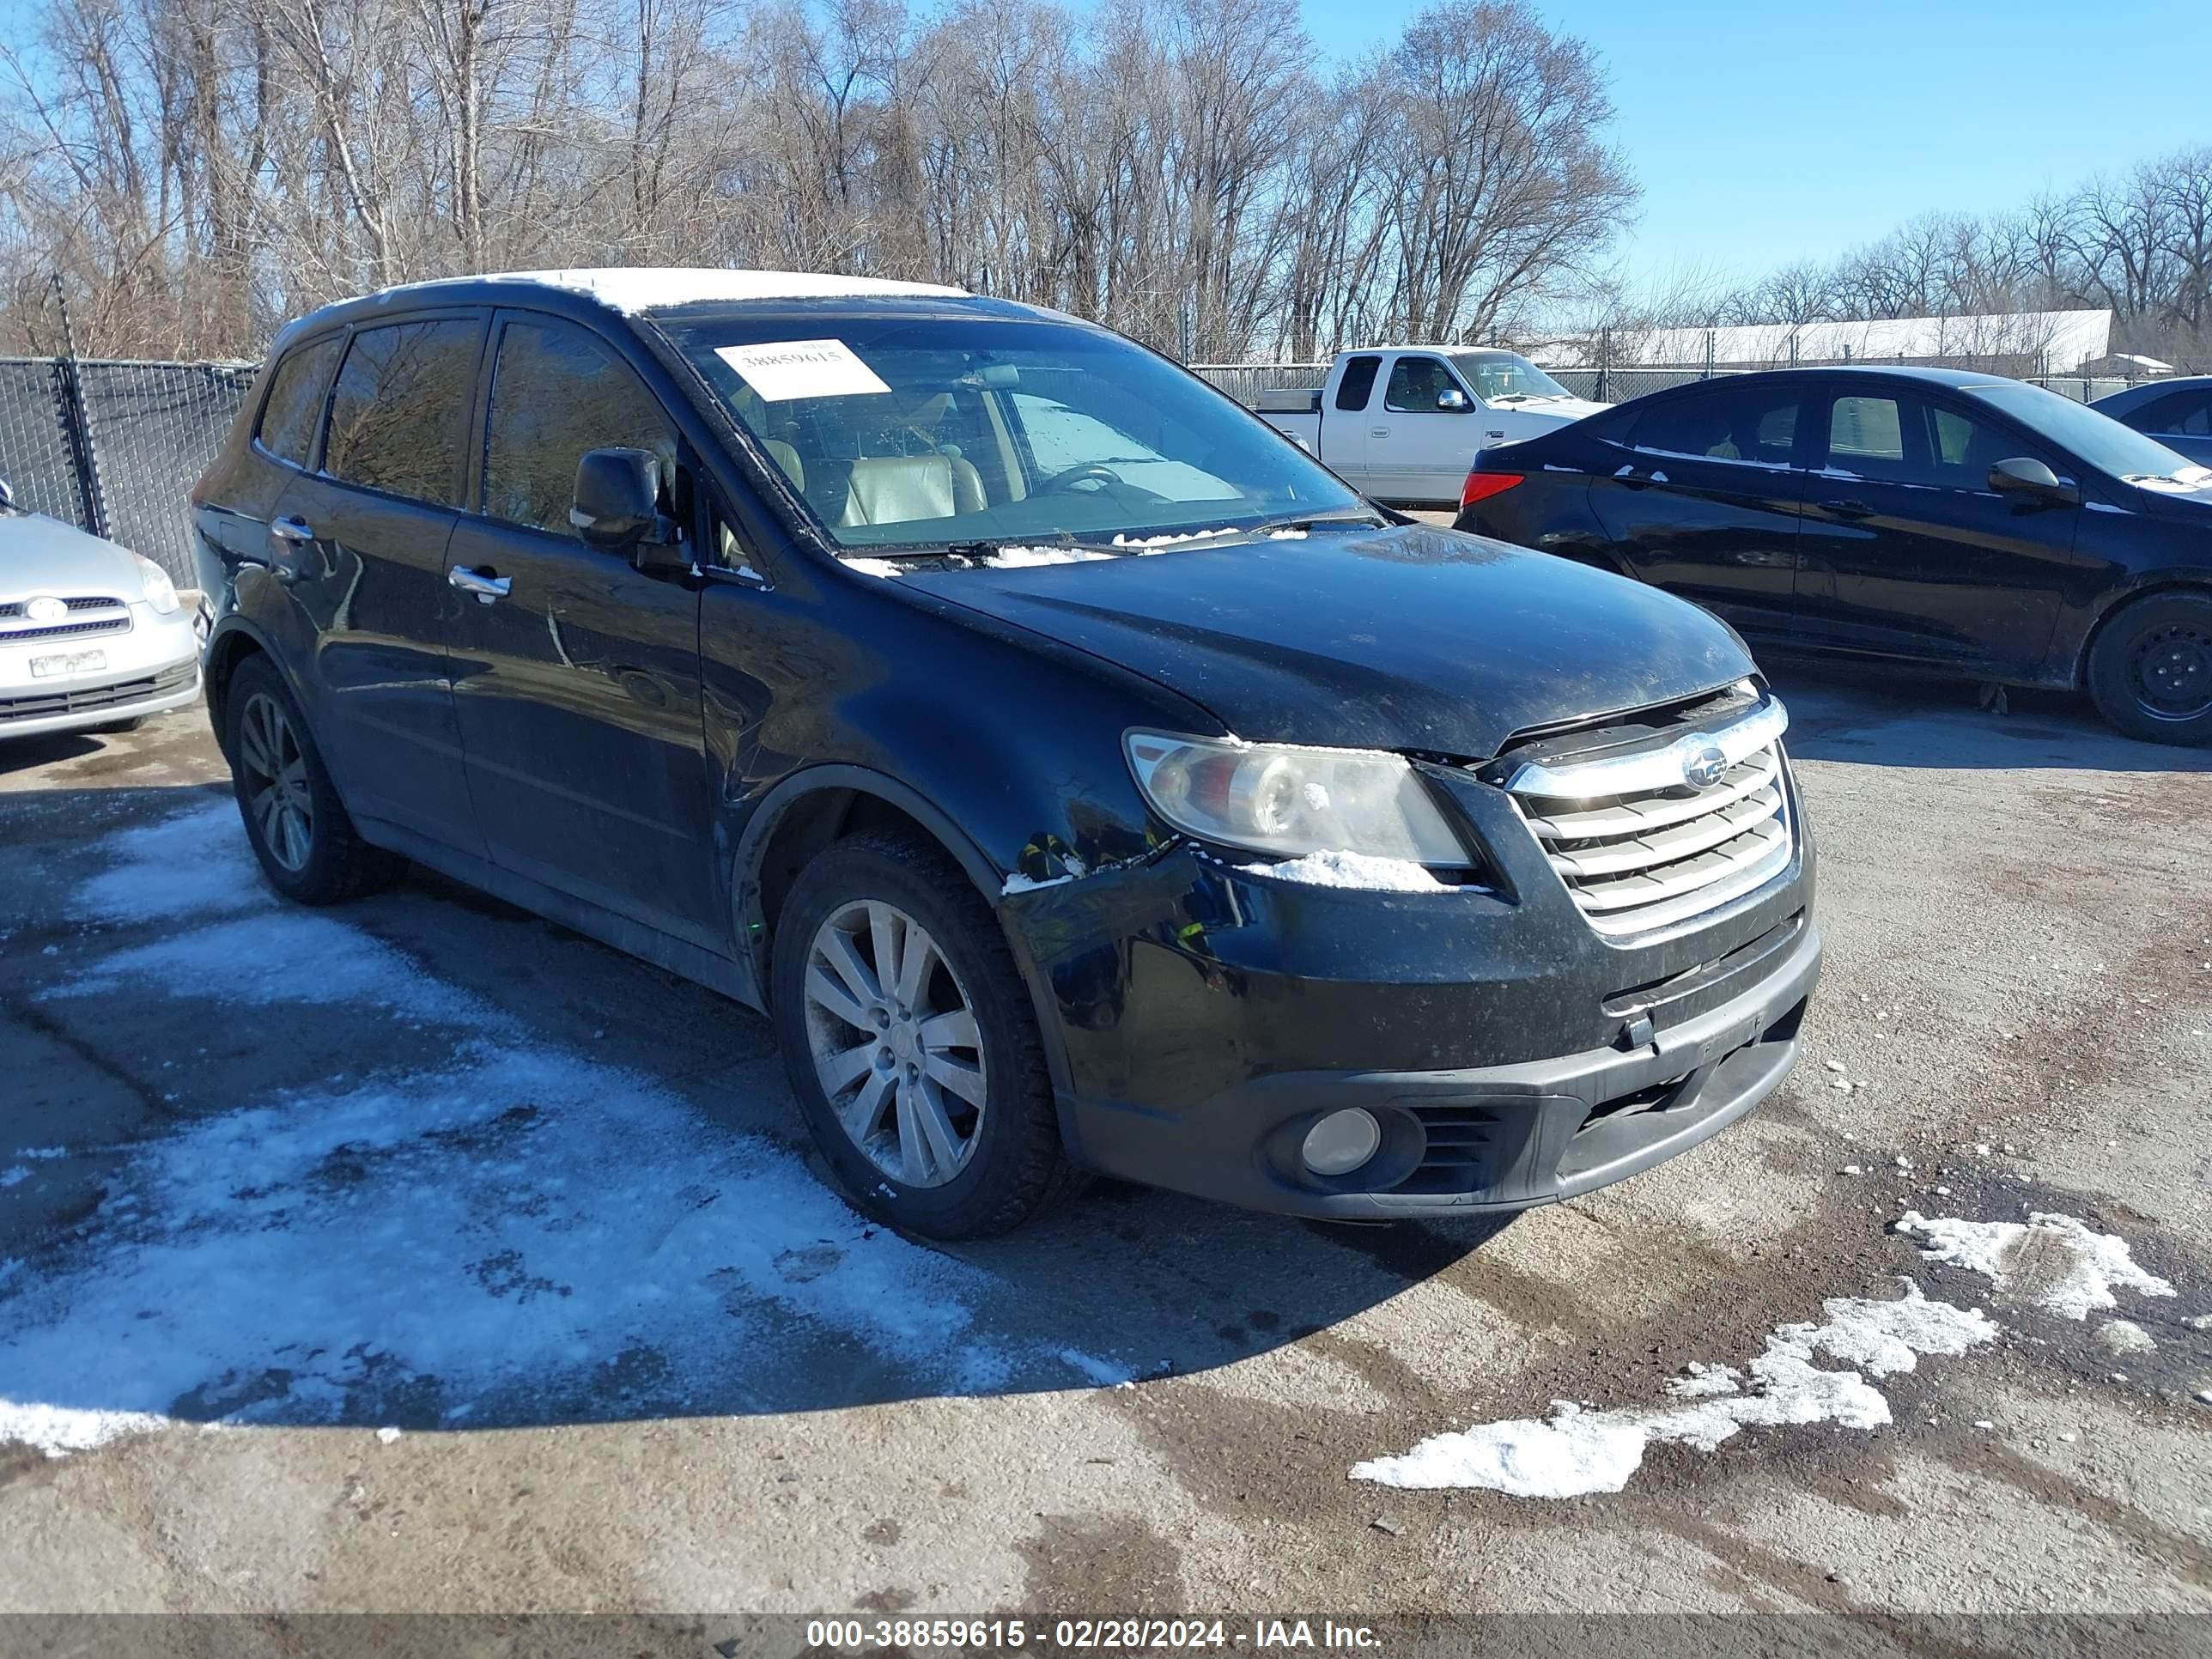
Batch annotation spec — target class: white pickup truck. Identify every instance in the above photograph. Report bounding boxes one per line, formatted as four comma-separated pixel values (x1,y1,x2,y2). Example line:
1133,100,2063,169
1256,347,1608,505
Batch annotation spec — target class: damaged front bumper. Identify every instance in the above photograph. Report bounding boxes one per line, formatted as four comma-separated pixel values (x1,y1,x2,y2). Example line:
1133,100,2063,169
999,779,1819,1220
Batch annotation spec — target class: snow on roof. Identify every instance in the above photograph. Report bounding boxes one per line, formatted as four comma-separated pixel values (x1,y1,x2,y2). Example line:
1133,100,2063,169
2112,353,2176,372
1541,309,2114,373
364,266,968,315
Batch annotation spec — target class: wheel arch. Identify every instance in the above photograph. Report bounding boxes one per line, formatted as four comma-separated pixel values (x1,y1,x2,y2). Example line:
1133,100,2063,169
2072,578,2212,687
734,764,1004,991
202,617,278,754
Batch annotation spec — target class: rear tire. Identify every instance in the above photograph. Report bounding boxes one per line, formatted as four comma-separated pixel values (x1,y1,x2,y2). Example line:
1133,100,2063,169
770,831,1079,1239
2086,591,2212,746
225,654,402,903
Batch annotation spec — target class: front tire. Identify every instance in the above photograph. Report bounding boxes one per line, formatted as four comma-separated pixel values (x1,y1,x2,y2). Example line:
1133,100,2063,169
225,654,402,903
771,832,1078,1239
2086,592,2212,746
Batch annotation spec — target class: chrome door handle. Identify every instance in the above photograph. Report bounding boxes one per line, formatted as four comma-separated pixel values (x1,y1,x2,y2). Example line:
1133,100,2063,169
269,516,315,545
1370,426,1390,437
1820,498,1875,520
447,566,512,604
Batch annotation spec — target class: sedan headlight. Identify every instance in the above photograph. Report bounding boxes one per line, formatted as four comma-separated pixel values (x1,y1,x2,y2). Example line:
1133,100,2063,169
132,554,180,615
1125,731,1468,864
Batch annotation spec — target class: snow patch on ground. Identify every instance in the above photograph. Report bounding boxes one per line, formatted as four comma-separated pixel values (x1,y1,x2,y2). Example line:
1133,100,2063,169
1896,1212,2175,1320
1,804,1133,1459
2094,1319,2156,1356
73,799,257,922
1236,850,1448,892
1351,1285,1995,1498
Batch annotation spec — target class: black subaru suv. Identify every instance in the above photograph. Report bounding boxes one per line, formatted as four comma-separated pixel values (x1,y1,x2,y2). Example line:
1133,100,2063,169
191,270,1820,1238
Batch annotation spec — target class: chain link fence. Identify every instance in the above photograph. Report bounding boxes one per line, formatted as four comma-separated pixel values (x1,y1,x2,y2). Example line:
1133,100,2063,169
0,355,258,586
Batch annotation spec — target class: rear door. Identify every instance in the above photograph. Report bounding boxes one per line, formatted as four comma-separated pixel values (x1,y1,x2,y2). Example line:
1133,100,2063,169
1364,353,1485,503
1583,378,1811,645
441,308,718,947
271,313,487,854
1322,354,1383,489
1792,381,2078,678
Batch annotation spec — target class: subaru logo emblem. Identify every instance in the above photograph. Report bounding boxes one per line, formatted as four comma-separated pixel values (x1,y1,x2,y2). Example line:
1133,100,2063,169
1682,744,1729,789
24,594,67,624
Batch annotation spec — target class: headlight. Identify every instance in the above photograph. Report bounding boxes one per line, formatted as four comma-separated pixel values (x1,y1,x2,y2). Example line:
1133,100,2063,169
132,554,180,615
1125,731,1469,864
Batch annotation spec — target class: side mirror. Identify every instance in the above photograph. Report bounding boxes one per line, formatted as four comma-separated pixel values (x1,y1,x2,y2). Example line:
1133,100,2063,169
1437,387,1471,413
1988,456,2079,507
572,447,679,562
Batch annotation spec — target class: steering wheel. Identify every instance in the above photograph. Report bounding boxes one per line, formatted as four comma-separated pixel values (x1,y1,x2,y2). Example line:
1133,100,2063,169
1036,463,1127,495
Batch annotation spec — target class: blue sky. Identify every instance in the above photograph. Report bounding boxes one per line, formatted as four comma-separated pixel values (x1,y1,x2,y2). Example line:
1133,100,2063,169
1301,0,2212,293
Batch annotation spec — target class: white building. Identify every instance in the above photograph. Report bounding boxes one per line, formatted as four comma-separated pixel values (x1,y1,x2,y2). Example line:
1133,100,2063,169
1541,309,2113,375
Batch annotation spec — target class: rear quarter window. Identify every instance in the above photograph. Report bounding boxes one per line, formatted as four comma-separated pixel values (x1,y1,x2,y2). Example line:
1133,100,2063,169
255,337,342,468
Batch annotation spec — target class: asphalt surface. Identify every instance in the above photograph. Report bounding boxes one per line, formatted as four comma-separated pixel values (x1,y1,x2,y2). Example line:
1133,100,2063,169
2,665,2209,1622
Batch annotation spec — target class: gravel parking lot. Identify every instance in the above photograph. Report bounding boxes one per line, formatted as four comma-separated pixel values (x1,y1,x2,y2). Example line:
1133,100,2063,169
2,668,2209,1620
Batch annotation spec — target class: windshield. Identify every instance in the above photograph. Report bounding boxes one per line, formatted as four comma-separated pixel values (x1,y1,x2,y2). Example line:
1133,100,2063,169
658,313,1364,553
1963,382,2212,488
1449,353,1572,404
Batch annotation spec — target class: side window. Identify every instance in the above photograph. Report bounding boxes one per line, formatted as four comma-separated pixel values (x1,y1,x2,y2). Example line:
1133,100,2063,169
324,319,479,505
256,337,342,468
483,319,677,535
1826,395,1907,478
1629,384,1803,466
1384,356,1458,413
1334,355,1382,411
2148,391,2212,436
1825,392,2037,489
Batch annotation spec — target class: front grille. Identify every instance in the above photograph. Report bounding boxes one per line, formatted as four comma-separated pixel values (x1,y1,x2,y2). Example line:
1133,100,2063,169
1502,688,1795,937
0,595,125,618
0,662,194,723
0,614,132,643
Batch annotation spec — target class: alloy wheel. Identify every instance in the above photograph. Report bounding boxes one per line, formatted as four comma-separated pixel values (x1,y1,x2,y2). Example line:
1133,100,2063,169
237,690,314,872
801,898,987,1188
2130,622,2212,723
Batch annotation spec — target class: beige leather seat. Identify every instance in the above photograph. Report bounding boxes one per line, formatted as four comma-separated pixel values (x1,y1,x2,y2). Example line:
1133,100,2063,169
839,454,987,527
762,438,806,492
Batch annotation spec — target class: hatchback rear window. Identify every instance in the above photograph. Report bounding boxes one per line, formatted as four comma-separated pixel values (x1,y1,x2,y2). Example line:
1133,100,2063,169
323,319,479,506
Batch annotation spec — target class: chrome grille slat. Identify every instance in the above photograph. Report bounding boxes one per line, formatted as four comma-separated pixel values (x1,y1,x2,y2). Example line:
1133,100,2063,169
1546,783,1784,879
1520,751,1776,839
1504,690,1796,937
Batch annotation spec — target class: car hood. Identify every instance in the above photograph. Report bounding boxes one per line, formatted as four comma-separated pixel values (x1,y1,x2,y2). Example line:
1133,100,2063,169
1512,397,1611,425
908,524,1756,757
0,511,145,600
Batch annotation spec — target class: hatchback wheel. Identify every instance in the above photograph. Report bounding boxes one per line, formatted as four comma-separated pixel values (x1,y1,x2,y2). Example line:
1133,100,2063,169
2087,591,2212,746
225,654,401,902
772,832,1079,1238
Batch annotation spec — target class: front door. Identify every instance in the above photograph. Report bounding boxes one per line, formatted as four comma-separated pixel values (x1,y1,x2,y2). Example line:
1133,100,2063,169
278,313,487,854
1364,354,1484,502
1792,383,2079,678
442,310,717,947
1583,377,1811,645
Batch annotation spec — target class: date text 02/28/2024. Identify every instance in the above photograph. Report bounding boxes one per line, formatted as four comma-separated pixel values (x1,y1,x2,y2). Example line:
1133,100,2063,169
800,1619,1382,1650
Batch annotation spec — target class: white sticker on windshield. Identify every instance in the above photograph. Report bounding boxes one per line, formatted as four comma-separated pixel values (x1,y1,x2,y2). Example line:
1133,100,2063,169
713,339,890,401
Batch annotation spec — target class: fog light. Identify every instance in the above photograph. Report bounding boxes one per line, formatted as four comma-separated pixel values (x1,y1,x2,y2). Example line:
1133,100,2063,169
1303,1108,1381,1176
